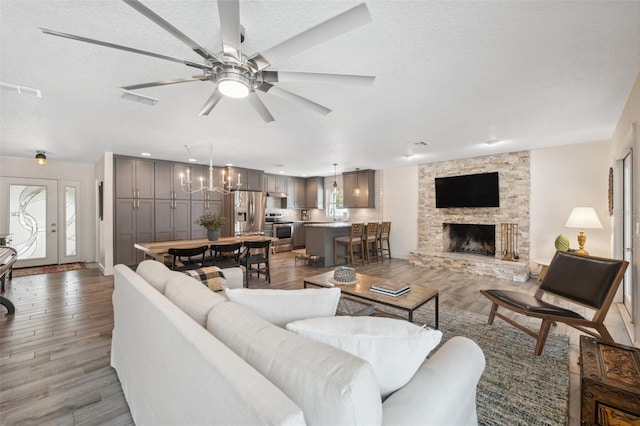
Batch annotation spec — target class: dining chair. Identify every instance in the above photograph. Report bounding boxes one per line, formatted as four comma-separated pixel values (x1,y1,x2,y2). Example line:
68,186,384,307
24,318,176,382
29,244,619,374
363,222,380,263
209,242,243,268
377,221,391,261
168,246,209,271
480,251,628,355
334,223,365,268
242,240,272,287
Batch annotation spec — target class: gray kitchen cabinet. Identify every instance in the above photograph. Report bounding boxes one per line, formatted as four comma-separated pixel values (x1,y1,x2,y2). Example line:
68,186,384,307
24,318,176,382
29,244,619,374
293,222,306,248
286,177,306,208
305,177,324,209
233,167,264,191
154,161,190,200
266,174,287,193
191,199,222,239
115,157,154,199
190,164,223,202
247,169,264,191
114,198,154,266
342,169,375,208
155,199,190,241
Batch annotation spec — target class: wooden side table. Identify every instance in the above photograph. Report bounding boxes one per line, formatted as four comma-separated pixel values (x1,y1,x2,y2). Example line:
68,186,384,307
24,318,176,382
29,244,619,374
579,336,640,425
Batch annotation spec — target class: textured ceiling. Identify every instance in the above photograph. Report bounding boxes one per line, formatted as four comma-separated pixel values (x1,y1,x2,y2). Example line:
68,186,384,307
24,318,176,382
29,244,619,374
1,0,639,177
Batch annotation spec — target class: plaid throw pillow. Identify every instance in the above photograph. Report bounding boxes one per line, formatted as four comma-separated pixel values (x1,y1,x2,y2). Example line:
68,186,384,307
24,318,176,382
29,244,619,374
183,266,227,291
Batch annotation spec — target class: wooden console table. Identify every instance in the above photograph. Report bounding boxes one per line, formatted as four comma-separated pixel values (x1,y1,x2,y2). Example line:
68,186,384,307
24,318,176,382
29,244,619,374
580,335,640,425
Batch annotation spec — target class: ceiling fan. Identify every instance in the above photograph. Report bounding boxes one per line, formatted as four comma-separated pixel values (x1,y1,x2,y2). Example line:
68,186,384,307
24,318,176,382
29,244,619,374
40,0,375,122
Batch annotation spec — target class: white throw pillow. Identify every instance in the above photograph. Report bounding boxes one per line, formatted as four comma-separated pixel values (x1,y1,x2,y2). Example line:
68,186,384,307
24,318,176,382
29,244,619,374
223,287,340,327
286,316,443,398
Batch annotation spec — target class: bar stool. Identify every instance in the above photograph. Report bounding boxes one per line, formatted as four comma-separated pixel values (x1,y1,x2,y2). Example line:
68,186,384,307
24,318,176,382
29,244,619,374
377,221,391,260
363,222,380,263
334,223,365,267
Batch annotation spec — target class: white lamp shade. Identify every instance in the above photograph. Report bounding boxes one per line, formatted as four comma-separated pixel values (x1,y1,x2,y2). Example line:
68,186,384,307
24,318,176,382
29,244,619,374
565,207,602,229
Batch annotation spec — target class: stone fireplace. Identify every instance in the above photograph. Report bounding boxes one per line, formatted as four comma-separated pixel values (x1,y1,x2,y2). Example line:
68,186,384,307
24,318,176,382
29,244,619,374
443,223,496,256
409,151,530,282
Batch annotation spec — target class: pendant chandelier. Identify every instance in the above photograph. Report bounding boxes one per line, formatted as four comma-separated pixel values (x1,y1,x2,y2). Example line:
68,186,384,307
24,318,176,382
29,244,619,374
332,163,338,193
179,146,241,195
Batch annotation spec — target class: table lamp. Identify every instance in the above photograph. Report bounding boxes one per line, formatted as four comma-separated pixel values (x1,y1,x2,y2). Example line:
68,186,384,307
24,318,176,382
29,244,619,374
565,207,602,255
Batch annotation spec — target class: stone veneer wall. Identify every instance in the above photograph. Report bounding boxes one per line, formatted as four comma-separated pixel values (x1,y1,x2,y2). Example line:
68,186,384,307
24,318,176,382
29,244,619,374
411,151,530,281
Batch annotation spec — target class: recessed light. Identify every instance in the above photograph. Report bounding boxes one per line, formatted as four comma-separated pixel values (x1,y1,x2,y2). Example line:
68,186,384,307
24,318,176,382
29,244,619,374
279,171,286,174
141,152,151,156
226,163,233,167
484,139,501,146
187,158,197,162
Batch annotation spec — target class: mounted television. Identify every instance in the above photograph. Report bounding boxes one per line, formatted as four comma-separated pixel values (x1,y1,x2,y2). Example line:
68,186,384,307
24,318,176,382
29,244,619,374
435,172,500,208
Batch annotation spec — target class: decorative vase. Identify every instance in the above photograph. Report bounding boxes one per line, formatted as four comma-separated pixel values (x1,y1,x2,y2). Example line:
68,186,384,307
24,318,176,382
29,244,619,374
207,229,220,241
554,234,570,252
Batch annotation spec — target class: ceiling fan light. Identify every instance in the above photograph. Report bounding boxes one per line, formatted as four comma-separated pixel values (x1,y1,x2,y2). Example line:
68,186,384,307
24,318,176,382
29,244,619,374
218,79,249,98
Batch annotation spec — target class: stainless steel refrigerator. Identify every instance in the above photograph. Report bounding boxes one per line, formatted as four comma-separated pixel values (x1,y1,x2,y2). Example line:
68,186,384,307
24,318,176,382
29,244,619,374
227,191,266,236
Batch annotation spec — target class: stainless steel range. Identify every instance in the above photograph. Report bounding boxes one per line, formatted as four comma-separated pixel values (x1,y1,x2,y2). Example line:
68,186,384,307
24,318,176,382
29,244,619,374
265,214,294,252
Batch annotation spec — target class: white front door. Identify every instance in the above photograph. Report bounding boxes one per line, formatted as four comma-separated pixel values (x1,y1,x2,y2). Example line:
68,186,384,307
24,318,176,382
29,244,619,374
0,177,81,268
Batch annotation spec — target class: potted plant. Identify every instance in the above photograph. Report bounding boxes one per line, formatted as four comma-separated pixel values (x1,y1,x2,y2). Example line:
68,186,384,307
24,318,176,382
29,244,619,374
195,212,227,241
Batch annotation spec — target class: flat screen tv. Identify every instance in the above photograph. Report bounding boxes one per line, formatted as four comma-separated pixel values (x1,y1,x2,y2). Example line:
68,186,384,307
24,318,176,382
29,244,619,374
435,172,499,208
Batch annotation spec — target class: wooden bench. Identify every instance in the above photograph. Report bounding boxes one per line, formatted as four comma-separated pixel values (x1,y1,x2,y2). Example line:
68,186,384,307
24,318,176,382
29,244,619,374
0,246,18,315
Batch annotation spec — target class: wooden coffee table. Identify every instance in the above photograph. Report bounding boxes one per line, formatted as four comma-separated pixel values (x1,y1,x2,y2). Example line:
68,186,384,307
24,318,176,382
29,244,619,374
303,271,439,328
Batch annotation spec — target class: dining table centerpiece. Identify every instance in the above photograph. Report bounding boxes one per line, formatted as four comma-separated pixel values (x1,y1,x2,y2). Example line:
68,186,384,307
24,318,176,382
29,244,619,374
195,212,227,241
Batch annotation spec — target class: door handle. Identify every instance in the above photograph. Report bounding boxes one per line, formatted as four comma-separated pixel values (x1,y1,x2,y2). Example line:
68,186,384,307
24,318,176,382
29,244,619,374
51,229,57,233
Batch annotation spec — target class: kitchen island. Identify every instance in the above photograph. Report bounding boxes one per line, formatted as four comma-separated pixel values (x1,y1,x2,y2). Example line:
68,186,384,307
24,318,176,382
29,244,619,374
304,222,352,267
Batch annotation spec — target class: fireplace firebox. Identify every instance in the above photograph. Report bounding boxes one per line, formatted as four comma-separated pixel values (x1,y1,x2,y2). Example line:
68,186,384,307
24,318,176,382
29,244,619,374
443,223,496,256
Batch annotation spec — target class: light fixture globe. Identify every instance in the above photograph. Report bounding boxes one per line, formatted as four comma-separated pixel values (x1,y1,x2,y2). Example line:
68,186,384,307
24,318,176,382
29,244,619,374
35,151,47,166
216,66,252,99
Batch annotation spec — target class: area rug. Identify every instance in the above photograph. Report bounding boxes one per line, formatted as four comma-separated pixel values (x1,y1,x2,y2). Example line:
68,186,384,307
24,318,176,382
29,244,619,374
12,262,88,277
337,299,570,426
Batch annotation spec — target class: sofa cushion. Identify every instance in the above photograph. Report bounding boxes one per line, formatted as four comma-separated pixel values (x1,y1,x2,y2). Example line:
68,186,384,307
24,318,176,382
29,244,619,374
223,287,340,327
207,302,382,426
182,266,227,291
136,260,176,293
286,316,442,398
165,273,227,327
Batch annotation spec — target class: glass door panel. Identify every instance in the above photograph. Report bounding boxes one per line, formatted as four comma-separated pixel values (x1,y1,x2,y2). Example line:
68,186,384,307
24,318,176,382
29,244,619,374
622,151,634,318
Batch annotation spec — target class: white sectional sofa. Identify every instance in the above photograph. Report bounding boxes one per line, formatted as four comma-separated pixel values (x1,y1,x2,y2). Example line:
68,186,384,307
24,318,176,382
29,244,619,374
112,260,485,425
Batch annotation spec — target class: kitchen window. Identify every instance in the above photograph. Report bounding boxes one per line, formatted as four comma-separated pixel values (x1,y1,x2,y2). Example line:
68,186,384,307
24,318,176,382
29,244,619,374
326,189,346,220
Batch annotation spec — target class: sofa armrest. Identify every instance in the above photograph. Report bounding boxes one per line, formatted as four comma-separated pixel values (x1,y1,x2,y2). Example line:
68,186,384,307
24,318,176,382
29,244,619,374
382,336,485,426
223,267,244,289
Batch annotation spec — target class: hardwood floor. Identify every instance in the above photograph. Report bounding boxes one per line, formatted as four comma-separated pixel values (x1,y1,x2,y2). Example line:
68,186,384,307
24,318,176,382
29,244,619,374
0,253,633,425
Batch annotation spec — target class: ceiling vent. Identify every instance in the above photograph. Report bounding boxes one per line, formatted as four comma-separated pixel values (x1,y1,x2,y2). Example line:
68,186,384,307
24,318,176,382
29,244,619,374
121,91,158,106
0,82,42,97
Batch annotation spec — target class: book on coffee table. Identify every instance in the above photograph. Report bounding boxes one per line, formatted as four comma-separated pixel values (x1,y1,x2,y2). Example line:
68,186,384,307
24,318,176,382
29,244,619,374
370,281,411,297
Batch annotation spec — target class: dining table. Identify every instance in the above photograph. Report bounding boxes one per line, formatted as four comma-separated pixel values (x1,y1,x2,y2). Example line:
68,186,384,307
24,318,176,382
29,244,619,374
135,235,277,265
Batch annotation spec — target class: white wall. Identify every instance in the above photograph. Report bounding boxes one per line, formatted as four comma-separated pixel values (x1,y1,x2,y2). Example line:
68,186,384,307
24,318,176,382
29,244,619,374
94,153,114,275
382,165,418,259
530,140,613,262
0,155,97,263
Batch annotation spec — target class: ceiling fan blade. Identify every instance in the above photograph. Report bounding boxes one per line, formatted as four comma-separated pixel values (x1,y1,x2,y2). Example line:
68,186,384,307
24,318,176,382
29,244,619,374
122,76,208,90
123,0,221,63
258,83,331,116
249,3,371,71
247,92,275,123
217,0,242,62
263,71,375,87
40,27,211,70
199,88,224,116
